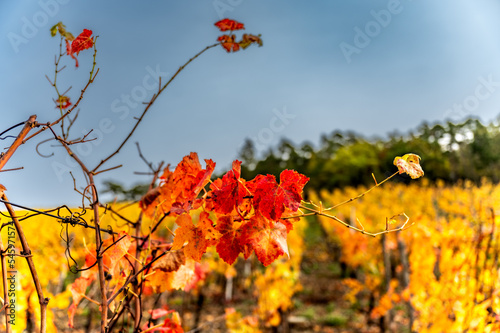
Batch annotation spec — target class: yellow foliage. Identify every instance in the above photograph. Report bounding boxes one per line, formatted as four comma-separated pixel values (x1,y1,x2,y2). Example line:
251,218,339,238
342,278,364,304
225,308,262,333
317,181,500,332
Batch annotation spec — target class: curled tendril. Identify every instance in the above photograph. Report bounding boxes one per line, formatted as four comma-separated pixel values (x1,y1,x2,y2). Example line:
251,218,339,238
36,138,56,158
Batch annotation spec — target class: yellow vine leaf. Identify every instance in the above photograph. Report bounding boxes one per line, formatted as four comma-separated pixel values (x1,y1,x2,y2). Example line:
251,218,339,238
393,153,424,179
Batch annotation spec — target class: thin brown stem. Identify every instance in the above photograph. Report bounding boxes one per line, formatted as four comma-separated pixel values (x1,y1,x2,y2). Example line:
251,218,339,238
0,236,11,333
59,140,107,332
133,162,162,330
298,204,413,237
326,171,399,211
23,68,99,144
0,167,23,173
2,194,47,333
93,164,122,176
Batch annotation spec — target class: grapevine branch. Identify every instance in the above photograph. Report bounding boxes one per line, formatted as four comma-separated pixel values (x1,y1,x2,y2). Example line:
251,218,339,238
44,38,219,332
0,167,23,173
0,114,44,332
22,39,99,143
0,198,147,244
298,204,413,237
2,194,48,333
131,151,163,330
327,171,398,210
0,115,37,171
58,140,108,332
3,17,428,332
292,171,415,237
0,233,10,333
29,22,263,330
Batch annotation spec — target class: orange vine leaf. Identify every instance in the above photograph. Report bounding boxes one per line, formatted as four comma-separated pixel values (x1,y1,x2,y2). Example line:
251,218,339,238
217,34,240,53
172,212,219,262
67,275,94,327
140,153,215,218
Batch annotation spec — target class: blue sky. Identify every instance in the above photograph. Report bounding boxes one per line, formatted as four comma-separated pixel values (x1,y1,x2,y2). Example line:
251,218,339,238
1,1,500,207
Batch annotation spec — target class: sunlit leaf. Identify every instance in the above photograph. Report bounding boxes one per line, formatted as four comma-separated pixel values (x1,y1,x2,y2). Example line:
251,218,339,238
393,153,424,179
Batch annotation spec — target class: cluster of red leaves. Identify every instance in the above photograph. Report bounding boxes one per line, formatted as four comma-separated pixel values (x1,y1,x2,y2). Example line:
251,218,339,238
215,18,245,31
51,23,94,67
66,29,94,67
141,153,309,267
214,19,263,53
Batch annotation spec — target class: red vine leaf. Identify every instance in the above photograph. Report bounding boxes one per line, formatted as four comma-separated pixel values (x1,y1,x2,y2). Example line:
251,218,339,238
240,213,289,266
252,170,309,220
71,29,94,55
211,160,248,214
66,39,79,67
65,29,93,67
215,215,242,265
214,18,244,31
218,34,240,53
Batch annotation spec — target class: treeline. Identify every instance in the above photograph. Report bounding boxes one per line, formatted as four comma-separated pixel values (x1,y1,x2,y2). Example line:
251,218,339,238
104,116,500,201
238,116,500,190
